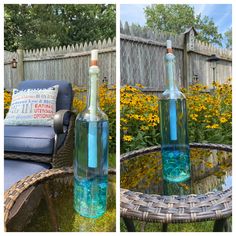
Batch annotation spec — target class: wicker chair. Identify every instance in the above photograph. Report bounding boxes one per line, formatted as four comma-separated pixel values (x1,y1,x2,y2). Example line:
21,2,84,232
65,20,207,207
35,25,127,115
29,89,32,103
4,80,75,191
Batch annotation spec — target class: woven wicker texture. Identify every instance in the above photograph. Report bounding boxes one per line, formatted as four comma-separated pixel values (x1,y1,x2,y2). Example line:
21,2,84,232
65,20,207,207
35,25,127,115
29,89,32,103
120,143,232,223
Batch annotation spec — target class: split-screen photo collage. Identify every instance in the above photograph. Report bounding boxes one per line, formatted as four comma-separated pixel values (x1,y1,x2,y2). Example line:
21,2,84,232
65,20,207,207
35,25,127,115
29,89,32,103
2,0,233,234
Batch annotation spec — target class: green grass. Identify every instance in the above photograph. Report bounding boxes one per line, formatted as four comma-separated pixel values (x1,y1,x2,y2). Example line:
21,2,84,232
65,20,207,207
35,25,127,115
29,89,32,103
21,175,116,232
120,218,232,232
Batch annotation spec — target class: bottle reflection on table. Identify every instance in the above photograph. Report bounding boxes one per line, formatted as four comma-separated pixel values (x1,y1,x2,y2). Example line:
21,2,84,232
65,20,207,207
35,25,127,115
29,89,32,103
163,179,192,195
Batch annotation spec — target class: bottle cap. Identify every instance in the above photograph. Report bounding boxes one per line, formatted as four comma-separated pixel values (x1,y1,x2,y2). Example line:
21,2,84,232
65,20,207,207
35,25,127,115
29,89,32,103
166,40,173,53
167,40,172,49
91,50,98,66
91,49,98,61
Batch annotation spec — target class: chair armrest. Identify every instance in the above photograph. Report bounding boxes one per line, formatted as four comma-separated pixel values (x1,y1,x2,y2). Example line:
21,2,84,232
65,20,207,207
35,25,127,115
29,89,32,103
53,110,72,134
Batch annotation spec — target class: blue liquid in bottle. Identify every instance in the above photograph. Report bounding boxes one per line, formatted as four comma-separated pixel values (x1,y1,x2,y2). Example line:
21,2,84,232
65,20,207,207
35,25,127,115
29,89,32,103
74,120,108,218
159,40,191,183
159,99,190,182
74,50,109,218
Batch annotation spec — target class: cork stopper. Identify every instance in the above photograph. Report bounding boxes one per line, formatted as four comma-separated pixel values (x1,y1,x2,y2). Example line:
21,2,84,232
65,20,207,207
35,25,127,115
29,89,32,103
166,40,173,53
91,49,98,66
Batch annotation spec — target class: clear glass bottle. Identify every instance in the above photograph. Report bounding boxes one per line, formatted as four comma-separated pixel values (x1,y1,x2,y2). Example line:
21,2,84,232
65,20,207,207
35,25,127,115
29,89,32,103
159,40,191,183
74,50,109,218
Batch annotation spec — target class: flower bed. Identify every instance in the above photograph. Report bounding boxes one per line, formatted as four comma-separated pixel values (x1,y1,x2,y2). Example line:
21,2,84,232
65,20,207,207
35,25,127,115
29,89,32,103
120,84,159,153
186,79,232,145
120,79,232,153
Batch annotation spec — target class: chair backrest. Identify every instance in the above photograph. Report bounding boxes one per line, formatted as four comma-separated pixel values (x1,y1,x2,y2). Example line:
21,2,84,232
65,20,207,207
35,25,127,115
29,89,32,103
18,80,73,111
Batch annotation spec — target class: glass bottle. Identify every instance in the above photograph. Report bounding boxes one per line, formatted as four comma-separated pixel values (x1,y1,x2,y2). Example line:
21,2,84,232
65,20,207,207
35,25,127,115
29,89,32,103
74,50,109,218
159,40,191,183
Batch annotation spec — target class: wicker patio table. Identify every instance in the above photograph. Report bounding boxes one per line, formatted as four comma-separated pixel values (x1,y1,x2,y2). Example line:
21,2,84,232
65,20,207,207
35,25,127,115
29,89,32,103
120,143,232,232
4,167,116,232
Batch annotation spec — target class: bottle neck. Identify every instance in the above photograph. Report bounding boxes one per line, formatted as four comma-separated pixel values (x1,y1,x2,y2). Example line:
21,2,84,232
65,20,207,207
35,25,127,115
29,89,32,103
165,52,179,93
87,65,100,118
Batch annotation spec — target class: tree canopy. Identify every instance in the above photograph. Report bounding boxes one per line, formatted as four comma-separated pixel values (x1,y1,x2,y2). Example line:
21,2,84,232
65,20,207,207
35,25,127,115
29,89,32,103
4,4,116,51
224,28,232,49
144,4,224,47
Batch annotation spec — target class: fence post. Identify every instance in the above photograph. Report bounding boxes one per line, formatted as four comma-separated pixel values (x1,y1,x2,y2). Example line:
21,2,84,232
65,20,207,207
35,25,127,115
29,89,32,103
17,49,24,82
183,27,197,89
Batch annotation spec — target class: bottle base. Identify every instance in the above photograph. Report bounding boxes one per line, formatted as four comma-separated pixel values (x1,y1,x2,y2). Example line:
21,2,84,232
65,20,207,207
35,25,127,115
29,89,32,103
164,175,190,183
74,206,106,219
73,177,107,219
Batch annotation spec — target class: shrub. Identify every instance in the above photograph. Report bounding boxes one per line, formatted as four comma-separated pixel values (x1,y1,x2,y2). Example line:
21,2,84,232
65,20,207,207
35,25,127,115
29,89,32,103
121,79,232,153
186,78,232,144
120,84,160,153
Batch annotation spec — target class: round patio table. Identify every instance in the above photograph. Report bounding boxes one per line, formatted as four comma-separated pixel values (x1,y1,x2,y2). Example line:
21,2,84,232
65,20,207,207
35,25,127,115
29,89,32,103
4,167,116,232
120,143,232,232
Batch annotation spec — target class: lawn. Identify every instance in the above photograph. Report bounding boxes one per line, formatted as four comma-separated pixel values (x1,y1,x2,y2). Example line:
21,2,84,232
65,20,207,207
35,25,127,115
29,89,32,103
120,217,232,232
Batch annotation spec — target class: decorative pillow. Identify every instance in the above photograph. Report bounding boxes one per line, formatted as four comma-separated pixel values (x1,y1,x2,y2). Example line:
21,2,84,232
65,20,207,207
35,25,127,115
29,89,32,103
4,85,59,126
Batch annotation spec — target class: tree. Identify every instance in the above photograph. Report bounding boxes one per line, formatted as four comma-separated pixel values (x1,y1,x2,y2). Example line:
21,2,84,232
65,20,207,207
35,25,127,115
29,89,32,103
144,4,223,46
4,4,116,51
224,28,232,49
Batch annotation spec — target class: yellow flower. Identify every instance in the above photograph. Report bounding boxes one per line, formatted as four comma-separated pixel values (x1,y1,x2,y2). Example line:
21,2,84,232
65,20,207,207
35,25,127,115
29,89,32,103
190,114,198,121
148,122,157,127
206,124,220,129
138,115,146,121
147,114,159,123
140,125,149,131
220,117,227,123
123,135,133,142
135,83,144,88
120,118,128,124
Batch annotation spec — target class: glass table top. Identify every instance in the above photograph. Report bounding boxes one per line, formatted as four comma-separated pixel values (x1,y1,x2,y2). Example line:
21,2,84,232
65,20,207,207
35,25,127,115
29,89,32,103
120,147,231,196
7,173,116,232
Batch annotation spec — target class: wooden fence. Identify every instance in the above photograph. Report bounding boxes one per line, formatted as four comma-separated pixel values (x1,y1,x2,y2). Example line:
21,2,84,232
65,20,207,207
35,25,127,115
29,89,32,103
4,38,116,90
4,25,232,92
121,23,232,92
4,51,19,89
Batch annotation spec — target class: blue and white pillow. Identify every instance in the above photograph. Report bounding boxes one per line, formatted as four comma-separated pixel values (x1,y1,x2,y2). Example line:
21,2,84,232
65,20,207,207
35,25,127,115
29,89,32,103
4,85,59,126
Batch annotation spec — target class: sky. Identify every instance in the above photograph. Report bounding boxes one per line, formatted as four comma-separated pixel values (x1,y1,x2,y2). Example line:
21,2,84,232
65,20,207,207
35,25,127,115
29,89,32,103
120,4,232,48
